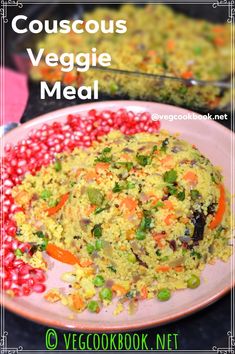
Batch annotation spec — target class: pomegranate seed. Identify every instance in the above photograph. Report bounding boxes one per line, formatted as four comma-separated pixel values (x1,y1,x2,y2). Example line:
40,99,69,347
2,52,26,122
32,283,46,293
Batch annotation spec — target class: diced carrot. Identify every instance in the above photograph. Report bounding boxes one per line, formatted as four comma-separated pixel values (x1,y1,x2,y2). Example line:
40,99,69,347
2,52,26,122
163,200,174,210
72,294,84,311
140,286,148,299
80,259,93,267
85,205,96,216
46,243,80,265
153,232,166,249
213,36,225,46
183,171,198,186
63,72,76,85
106,191,114,201
156,265,171,272
156,57,162,64
147,193,159,206
76,168,83,177
112,284,127,295
95,162,110,173
44,290,61,303
14,190,31,206
181,70,193,80
46,193,69,216
160,155,174,168
164,214,176,225
174,266,184,272
84,171,97,181
120,197,138,212
209,184,226,230
147,49,157,57
166,39,175,51
212,25,225,33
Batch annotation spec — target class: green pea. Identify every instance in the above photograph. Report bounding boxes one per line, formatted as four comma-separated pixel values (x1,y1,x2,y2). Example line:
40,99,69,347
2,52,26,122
40,190,52,200
54,160,62,172
86,244,95,255
157,288,171,301
93,275,105,287
87,188,104,206
136,229,146,240
87,300,100,313
187,275,200,289
127,253,137,263
99,287,113,301
95,239,103,251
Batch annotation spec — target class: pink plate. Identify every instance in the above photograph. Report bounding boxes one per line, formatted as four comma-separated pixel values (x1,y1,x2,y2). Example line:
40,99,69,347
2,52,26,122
2,101,234,332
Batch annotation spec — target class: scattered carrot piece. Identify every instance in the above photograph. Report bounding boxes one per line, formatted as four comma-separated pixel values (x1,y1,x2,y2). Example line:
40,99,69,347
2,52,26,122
174,266,184,272
183,171,198,186
46,193,69,216
156,265,171,272
80,259,93,267
85,205,96,216
72,294,84,311
213,36,225,46
164,214,176,225
140,286,148,299
46,243,80,265
160,155,174,168
209,184,226,230
153,232,166,248
166,39,175,51
95,162,110,173
181,70,193,80
44,290,61,303
84,171,98,181
163,200,174,210
112,284,127,295
120,197,138,212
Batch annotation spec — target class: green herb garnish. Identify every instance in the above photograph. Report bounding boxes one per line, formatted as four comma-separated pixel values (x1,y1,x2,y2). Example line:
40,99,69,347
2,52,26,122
95,147,113,163
94,204,110,215
190,251,202,259
163,169,177,183
160,138,169,152
177,190,185,201
190,189,200,201
107,265,117,273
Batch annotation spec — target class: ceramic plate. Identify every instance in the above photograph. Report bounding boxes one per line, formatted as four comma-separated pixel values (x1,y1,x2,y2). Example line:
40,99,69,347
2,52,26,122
2,101,234,332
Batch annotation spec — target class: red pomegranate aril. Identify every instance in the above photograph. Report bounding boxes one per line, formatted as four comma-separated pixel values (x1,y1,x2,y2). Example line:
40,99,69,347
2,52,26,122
19,264,32,276
32,283,46,293
3,280,12,290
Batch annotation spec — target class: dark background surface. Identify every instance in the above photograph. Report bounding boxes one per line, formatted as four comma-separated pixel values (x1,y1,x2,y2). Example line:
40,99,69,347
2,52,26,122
3,2,233,352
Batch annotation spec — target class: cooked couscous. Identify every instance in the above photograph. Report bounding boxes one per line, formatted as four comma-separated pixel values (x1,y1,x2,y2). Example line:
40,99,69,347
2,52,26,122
12,130,232,314
31,4,233,110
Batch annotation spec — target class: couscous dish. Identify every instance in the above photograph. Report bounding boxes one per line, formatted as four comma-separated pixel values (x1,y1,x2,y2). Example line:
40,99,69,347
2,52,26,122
31,4,232,110
12,130,231,314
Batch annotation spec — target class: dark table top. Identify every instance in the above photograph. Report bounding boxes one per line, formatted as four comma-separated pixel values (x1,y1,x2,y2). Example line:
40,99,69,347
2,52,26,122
4,81,233,352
